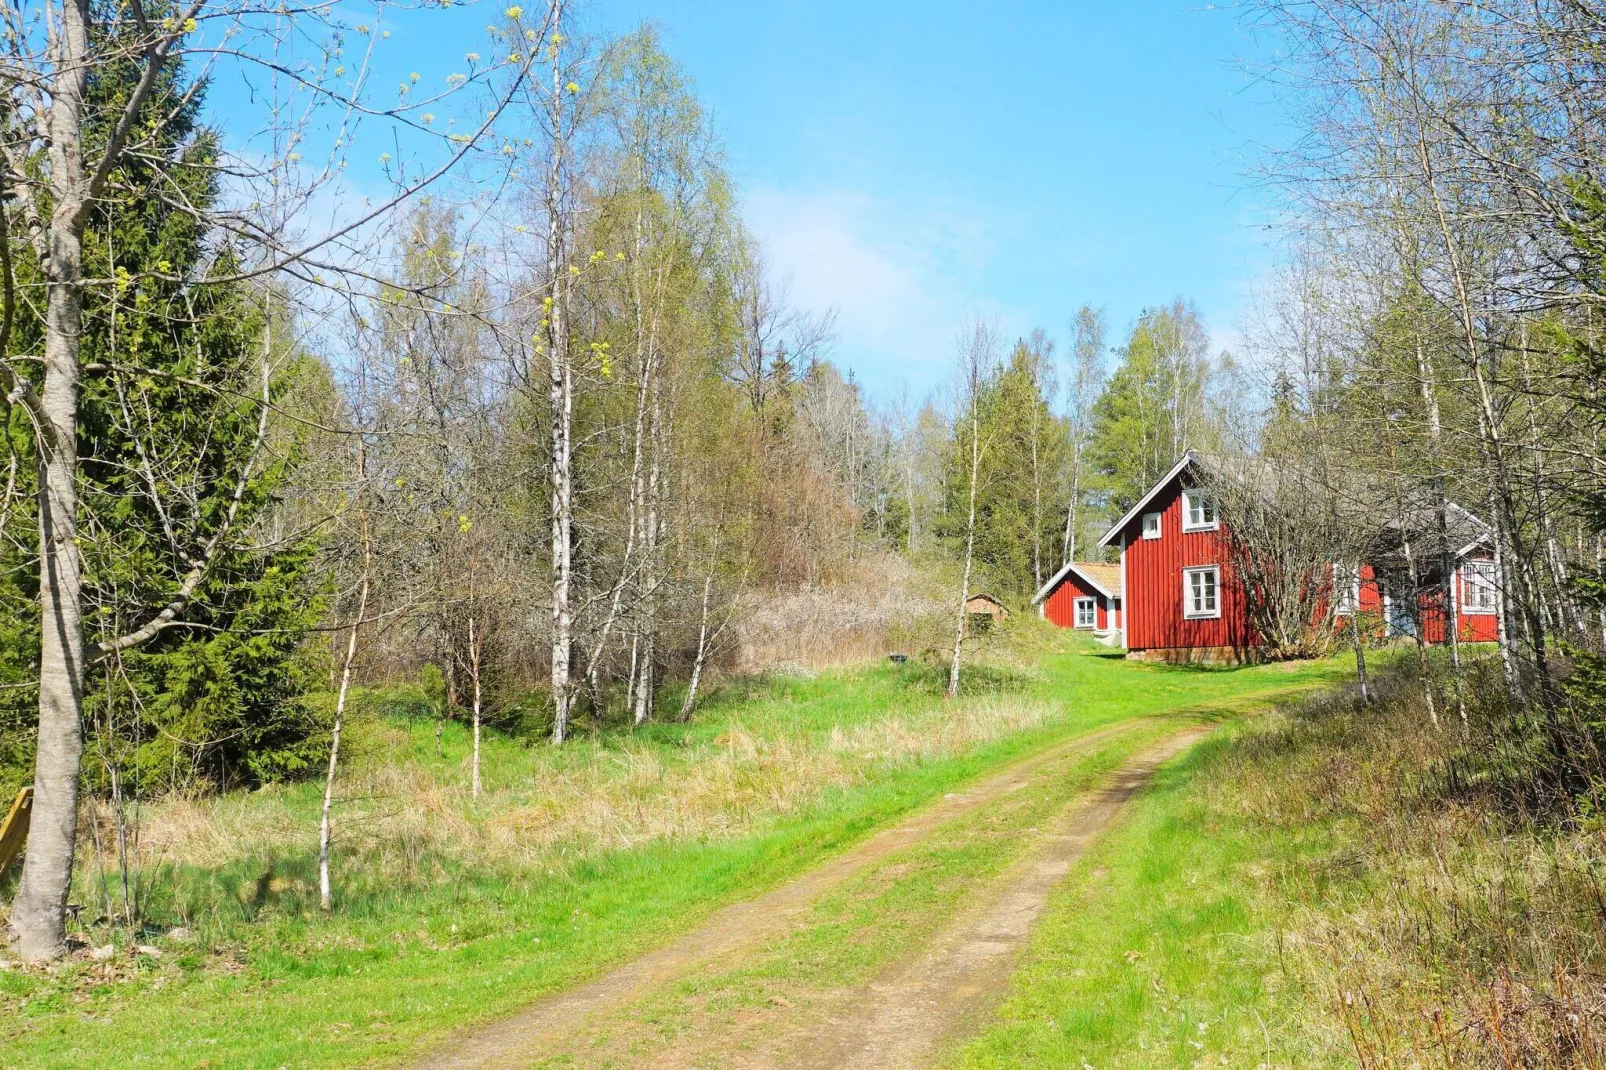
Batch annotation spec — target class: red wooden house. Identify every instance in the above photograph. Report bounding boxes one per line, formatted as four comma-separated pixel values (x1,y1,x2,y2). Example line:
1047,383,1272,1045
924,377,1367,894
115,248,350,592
1033,561,1122,639
1041,452,1501,662
1095,453,1254,661
1327,497,1499,646
1337,561,1500,645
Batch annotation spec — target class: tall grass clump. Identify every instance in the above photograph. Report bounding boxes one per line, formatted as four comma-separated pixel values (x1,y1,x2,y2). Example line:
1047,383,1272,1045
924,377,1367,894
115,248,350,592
1218,654,1606,1068
19,653,1059,953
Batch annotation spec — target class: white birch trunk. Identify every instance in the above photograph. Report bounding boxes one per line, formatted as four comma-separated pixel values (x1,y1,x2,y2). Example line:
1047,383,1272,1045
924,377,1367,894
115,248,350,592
469,615,483,800
320,478,372,913
545,0,574,744
948,380,981,700
9,0,92,962
633,376,664,727
678,555,718,723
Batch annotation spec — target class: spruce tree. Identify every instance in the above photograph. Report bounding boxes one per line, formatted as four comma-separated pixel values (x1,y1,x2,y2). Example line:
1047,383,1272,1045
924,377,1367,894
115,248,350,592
0,27,323,797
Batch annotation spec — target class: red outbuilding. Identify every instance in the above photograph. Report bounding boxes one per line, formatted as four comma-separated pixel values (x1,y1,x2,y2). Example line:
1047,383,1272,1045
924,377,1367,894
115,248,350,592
1033,561,1122,638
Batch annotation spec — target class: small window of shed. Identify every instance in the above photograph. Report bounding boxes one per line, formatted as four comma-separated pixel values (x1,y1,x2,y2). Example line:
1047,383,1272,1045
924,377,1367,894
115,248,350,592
1074,598,1096,628
1142,512,1162,539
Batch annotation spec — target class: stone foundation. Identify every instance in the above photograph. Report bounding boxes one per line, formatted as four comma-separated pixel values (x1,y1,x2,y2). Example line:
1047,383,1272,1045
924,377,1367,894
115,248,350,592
1126,645,1262,667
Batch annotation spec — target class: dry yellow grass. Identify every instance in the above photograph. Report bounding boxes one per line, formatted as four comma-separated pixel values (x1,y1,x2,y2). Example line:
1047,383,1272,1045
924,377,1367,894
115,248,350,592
1208,665,1606,1069
734,550,953,672
115,683,1061,893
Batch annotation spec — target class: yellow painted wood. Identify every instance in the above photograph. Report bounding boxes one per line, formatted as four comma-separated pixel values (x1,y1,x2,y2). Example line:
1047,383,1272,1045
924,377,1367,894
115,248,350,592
0,786,33,880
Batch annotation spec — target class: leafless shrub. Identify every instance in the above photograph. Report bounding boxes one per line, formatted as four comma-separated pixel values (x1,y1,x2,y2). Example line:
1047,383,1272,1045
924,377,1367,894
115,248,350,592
733,551,949,673
1212,453,1360,660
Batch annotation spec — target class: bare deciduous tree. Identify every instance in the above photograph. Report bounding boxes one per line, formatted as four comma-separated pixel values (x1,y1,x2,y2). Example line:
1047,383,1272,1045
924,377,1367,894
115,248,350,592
948,320,997,699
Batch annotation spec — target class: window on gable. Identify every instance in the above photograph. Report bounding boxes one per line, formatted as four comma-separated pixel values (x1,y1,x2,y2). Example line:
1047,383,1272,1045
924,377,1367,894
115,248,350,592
1462,560,1497,614
1183,566,1220,619
1182,490,1218,531
1141,512,1162,539
1332,563,1360,615
1074,597,1096,629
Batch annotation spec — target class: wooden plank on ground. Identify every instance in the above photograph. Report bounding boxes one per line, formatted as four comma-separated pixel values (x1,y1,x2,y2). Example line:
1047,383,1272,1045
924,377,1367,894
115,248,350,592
0,786,33,881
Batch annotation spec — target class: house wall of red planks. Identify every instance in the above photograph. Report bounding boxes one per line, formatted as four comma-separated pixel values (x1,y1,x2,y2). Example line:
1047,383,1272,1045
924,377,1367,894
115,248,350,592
1117,478,1255,653
1344,560,1499,644
1108,456,1498,656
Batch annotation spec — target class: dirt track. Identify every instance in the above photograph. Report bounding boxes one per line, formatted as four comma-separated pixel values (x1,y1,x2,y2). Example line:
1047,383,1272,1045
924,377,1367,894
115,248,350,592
409,719,1200,1070
765,727,1206,1069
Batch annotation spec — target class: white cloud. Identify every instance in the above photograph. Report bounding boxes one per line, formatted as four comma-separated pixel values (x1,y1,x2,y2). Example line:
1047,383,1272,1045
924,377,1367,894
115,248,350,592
742,187,1005,396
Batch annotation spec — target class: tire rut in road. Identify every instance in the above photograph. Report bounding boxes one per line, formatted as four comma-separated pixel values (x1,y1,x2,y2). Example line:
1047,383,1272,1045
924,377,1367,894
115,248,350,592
408,717,1160,1070
764,726,1209,1070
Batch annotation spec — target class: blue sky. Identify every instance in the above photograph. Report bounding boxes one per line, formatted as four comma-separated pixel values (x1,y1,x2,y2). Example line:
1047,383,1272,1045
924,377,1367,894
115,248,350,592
204,1,1289,400
578,0,1291,399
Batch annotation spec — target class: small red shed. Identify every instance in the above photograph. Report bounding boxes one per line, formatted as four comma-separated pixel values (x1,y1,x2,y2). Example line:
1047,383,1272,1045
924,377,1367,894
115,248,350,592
1034,562,1123,636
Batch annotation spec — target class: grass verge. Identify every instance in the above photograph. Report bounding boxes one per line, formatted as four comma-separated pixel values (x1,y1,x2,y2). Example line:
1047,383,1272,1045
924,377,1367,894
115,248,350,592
944,719,1345,1069
949,651,1605,1070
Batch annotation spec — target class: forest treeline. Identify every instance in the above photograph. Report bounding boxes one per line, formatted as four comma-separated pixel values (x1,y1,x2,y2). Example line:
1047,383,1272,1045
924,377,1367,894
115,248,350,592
0,29,1238,792
0,2,1243,959
1228,0,1606,724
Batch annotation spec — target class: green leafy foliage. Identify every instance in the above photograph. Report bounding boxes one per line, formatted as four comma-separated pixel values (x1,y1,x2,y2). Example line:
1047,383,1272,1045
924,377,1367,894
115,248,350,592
1087,301,1219,513
942,340,1068,599
0,26,324,796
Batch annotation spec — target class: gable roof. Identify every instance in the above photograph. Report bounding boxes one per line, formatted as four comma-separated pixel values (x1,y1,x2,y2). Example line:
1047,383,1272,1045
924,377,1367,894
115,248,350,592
1373,498,1493,560
1095,451,1202,548
1032,560,1123,604
1093,448,1495,561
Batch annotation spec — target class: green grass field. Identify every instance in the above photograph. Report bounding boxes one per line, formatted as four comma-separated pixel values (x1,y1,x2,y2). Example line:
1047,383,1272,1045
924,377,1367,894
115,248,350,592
943,720,1349,1069
0,625,1352,1069
943,647,1565,1070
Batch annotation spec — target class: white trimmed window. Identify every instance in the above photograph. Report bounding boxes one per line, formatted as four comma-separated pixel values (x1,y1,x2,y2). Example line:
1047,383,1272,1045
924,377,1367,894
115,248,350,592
1141,512,1162,540
1074,597,1097,629
1332,563,1360,615
1182,490,1218,532
1462,560,1497,614
1183,566,1220,619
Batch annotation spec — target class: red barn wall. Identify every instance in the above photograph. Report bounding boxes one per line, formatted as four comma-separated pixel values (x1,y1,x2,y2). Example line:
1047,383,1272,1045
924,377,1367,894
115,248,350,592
1118,478,1254,653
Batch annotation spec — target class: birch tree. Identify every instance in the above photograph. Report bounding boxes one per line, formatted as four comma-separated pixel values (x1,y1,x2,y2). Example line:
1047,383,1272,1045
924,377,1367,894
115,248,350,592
0,0,543,961
947,320,997,699
1063,304,1106,565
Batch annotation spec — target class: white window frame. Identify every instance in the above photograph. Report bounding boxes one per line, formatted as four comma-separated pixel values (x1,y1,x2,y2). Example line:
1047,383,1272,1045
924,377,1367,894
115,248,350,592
1332,563,1360,615
1461,560,1497,615
1074,597,1097,629
1141,511,1162,540
1182,566,1221,619
1181,489,1218,532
